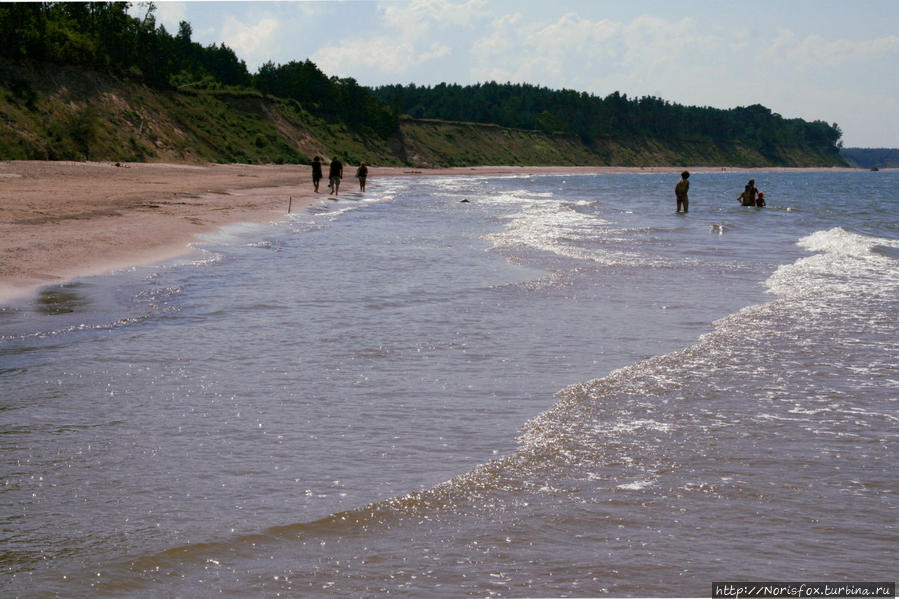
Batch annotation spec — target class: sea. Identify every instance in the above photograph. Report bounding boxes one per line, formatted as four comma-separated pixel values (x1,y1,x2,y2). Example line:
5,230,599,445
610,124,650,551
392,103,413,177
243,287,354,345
1,170,896,598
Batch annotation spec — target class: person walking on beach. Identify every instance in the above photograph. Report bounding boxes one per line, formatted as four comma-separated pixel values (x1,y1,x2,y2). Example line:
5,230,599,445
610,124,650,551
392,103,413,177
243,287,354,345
738,179,757,206
675,171,690,213
311,156,323,193
329,156,343,196
356,162,368,192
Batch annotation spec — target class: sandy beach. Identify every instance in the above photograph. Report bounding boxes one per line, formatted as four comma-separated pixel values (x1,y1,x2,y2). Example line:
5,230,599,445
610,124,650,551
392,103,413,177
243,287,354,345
0,160,862,303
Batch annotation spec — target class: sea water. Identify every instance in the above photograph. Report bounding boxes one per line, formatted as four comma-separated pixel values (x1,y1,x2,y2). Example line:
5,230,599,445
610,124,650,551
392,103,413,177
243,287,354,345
1,170,896,597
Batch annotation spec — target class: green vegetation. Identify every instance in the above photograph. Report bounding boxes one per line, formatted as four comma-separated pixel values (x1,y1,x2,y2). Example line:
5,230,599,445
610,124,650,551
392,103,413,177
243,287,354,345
394,117,601,167
254,60,396,139
0,2,394,142
840,148,899,169
392,116,846,168
374,82,846,166
0,2,848,167
0,58,399,164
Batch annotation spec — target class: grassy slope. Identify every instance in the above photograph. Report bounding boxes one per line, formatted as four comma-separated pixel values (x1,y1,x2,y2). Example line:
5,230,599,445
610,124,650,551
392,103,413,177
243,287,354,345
0,61,399,165
397,117,846,167
0,61,846,167
840,148,899,169
394,117,600,166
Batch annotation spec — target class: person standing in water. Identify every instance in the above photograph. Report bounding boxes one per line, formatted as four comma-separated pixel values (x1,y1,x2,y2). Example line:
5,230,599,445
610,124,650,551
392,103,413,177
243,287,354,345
329,156,343,196
738,179,758,206
356,162,368,192
675,171,690,213
311,156,323,193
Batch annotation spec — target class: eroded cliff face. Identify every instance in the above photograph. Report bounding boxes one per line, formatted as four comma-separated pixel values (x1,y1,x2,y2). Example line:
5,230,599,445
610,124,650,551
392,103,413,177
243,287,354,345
0,60,396,165
395,117,846,168
1,61,846,168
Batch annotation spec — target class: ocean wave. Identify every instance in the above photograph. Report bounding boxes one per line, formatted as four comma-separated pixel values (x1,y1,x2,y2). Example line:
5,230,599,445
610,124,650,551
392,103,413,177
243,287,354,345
90,270,896,592
766,227,899,301
483,201,675,267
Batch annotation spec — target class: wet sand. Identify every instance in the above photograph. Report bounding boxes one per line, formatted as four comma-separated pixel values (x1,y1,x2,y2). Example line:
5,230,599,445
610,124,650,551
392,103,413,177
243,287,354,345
0,160,862,303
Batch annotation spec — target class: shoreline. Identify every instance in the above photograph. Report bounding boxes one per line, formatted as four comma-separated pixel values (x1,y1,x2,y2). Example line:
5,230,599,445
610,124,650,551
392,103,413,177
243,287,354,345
0,160,872,304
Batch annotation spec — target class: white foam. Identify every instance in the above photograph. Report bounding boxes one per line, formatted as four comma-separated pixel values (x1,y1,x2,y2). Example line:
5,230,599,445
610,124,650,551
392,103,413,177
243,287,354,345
766,227,899,301
590,419,674,435
195,221,272,245
616,479,654,490
483,199,664,266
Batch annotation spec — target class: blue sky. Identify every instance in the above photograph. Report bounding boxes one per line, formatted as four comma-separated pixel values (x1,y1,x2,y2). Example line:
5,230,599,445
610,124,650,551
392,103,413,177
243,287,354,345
143,1,899,147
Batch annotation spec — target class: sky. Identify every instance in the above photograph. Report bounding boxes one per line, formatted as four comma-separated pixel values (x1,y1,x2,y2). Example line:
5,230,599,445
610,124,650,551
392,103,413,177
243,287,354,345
141,0,899,148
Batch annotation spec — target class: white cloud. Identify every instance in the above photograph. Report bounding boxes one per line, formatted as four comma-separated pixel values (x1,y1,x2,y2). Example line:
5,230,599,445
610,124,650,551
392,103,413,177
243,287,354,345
152,2,187,33
314,37,452,76
382,0,488,30
765,29,899,67
620,16,694,69
744,29,899,144
313,0,486,79
219,16,281,65
470,12,721,98
471,12,618,87
470,12,521,57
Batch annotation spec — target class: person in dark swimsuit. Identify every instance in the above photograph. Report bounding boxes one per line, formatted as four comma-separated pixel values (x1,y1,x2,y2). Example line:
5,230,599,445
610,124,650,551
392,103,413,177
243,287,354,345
329,156,343,196
356,162,368,192
738,179,757,206
675,171,690,213
311,156,323,192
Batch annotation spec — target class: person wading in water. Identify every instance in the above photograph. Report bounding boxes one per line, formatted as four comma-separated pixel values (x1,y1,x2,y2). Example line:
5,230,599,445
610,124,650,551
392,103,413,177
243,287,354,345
675,171,690,213
738,179,758,206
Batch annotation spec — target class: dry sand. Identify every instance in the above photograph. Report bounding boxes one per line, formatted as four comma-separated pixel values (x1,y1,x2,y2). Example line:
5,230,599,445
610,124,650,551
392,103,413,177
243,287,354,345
0,160,861,303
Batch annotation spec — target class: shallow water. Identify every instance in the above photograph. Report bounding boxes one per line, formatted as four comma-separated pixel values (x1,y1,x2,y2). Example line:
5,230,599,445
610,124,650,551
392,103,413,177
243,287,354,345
2,170,897,597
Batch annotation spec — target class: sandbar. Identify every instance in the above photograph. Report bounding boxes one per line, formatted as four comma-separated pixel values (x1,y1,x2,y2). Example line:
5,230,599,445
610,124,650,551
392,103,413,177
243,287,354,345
0,160,862,303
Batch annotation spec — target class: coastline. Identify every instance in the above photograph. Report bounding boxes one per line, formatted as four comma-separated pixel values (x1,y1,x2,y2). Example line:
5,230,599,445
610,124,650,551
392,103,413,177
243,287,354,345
0,160,867,304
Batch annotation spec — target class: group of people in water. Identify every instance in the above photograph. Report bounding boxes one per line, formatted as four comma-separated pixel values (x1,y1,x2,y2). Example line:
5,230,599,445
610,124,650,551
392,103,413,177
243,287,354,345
307,162,768,209
311,156,367,196
736,178,766,207
676,171,766,213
